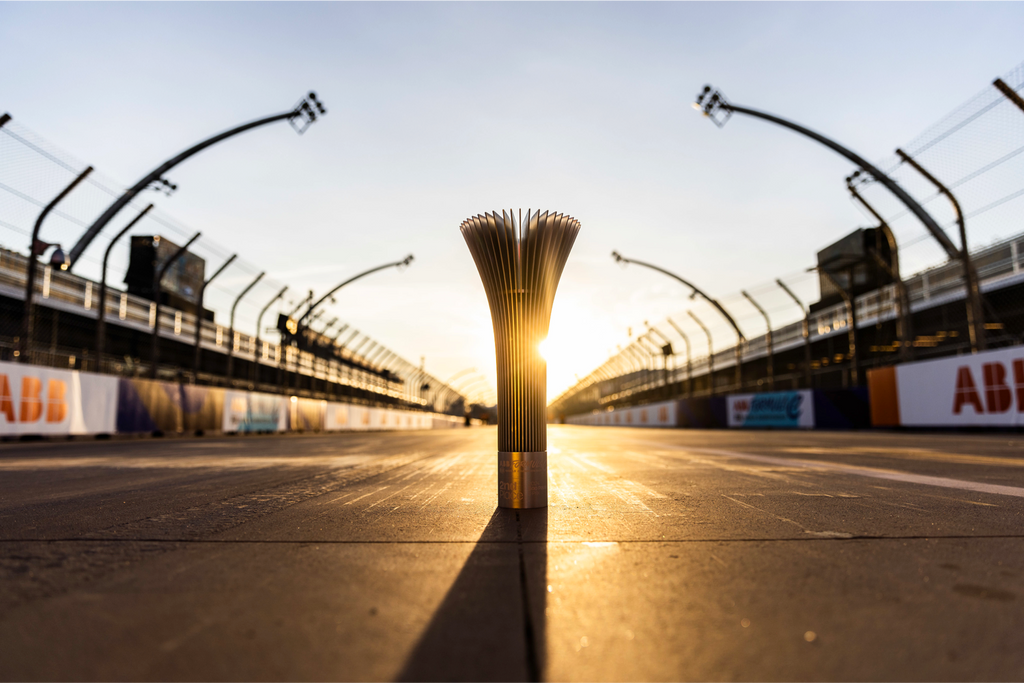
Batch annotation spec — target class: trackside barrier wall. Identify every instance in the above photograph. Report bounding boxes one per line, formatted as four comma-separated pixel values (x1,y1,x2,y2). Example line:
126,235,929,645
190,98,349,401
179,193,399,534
0,361,466,436
565,390,869,430
868,344,1024,427
566,399,678,428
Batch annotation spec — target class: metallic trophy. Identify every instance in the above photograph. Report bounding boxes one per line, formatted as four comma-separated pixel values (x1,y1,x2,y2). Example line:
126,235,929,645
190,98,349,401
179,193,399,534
461,209,580,508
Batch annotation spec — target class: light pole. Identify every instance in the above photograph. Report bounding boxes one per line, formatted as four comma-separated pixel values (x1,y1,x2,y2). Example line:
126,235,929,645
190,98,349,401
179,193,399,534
192,254,237,377
149,232,201,379
444,368,478,385
646,324,675,394
225,271,265,380
67,93,326,269
95,203,153,365
994,78,1024,113
895,149,985,352
613,251,745,391
694,83,978,351
776,278,813,388
296,255,414,329
688,311,714,396
253,285,287,385
637,333,664,391
20,166,94,361
667,317,693,398
741,290,773,390
846,172,913,362
331,323,351,345
337,328,359,350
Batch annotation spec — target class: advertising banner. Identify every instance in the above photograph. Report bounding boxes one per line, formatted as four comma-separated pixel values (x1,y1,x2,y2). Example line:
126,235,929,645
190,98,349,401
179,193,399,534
117,379,223,434
0,361,117,435
895,346,1024,427
289,398,324,432
566,399,677,428
223,390,289,433
324,402,350,431
349,405,371,430
726,390,814,428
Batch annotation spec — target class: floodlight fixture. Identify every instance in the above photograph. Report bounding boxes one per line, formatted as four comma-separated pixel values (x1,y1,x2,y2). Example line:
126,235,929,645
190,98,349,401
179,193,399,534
462,209,580,509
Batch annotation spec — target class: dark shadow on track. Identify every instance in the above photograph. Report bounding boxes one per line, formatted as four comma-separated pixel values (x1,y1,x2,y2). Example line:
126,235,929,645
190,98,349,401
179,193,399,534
396,507,548,682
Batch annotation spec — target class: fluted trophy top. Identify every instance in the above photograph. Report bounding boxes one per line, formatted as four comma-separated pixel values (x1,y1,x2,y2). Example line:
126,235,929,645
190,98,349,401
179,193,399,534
461,209,580,456
460,208,580,301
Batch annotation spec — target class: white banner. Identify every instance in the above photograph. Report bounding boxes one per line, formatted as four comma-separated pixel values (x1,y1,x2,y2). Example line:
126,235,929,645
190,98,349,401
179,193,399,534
348,405,371,430
897,346,1024,426
0,361,117,435
727,390,814,429
324,402,350,431
567,400,677,428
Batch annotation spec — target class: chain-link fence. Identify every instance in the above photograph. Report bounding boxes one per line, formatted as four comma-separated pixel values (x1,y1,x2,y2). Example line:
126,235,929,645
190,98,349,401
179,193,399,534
551,61,1024,419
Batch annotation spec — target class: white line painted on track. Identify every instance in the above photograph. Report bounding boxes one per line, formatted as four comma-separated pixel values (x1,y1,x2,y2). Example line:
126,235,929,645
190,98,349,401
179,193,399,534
627,440,1024,499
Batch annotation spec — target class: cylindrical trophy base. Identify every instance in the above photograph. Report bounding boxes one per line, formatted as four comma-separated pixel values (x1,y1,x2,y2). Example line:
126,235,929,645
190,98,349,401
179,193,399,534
498,451,547,509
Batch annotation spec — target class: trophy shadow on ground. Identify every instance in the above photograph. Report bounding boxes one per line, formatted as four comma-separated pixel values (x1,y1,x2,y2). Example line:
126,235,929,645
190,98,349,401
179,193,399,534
397,505,548,682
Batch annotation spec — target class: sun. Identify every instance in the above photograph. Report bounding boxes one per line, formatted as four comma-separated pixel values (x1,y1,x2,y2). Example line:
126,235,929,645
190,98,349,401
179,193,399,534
538,338,552,362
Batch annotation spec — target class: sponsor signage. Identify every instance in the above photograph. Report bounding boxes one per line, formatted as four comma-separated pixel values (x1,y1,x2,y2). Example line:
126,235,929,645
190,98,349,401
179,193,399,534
566,400,677,428
222,390,288,433
0,361,117,435
895,346,1024,427
727,390,814,429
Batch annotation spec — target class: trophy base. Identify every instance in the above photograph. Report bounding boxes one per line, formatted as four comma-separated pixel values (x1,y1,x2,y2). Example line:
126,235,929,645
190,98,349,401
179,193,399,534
498,451,547,509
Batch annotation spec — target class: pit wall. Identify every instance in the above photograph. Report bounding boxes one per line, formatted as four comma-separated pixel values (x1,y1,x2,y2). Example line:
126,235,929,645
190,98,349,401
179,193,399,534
564,389,869,430
868,344,1024,427
0,360,466,437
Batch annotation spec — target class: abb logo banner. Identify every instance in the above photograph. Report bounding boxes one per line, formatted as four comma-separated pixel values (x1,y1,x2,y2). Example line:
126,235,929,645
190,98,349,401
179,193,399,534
897,346,1024,426
0,361,117,435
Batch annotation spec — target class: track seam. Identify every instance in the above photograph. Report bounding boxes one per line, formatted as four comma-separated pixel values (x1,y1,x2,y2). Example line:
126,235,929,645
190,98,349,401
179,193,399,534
4,534,1024,545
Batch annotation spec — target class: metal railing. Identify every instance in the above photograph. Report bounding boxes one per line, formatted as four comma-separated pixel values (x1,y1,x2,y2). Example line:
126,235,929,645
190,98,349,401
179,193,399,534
0,246,442,407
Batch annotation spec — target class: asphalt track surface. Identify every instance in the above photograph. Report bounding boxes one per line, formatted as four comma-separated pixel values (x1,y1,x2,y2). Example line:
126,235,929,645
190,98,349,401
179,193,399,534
1,426,1023,681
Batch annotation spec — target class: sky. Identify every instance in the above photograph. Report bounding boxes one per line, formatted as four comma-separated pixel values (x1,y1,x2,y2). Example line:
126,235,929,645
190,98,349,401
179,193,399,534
2,2,1023,401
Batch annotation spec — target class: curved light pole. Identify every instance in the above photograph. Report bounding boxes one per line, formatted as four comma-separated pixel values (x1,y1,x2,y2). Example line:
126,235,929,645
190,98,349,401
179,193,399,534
638,333,664,391
667,317,693,397
776,278,813,388
613,251,745,391
192,253,237,376
149,232,201,379
453,375,487,396
646,324,675,392
847,172,913,362
252,285,287,384
20,166,94,360
297,255,414,329
895,149,985,351
620,343,645,378
225,271,265,380
694,84,982,351
318,317,339,337
68,93,327,269
95,203,153,364
444,368,478,385
688,311,714,396
741,290,773,390
331,323,351,345
337,328,360,350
